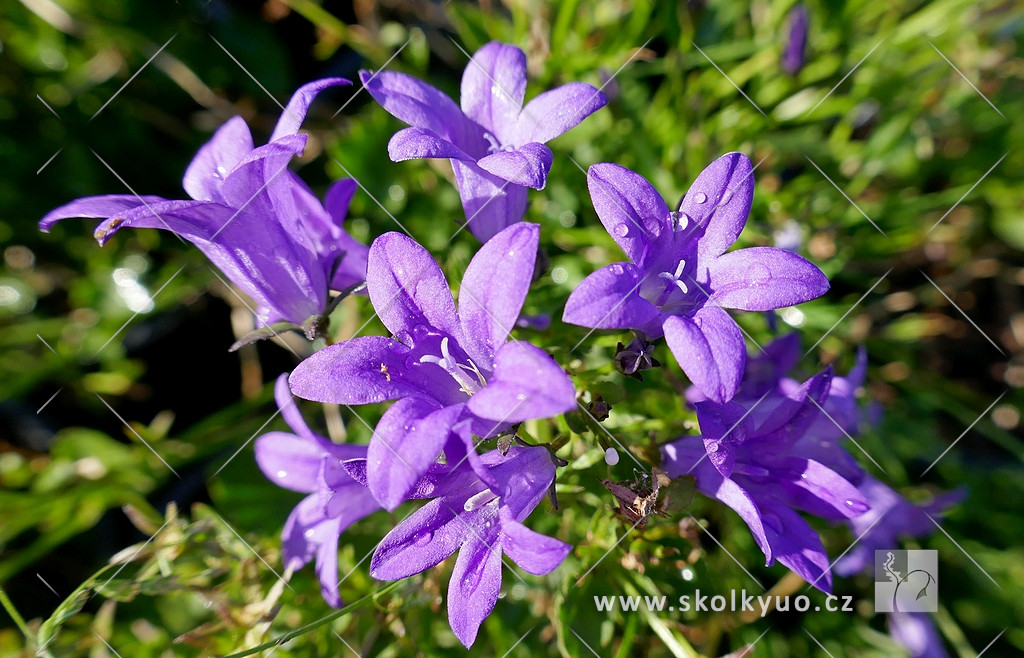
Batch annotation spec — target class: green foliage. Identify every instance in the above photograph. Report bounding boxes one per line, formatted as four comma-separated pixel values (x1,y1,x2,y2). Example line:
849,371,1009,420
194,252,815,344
2,0,1022,656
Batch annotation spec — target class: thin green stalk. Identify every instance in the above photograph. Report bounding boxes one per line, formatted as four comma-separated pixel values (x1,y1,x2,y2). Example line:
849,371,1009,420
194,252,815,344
221,581,402,658
0,586,31,640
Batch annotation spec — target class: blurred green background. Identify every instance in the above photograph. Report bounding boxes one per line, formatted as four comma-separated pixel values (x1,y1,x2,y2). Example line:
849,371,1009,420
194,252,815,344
1,0,1022,656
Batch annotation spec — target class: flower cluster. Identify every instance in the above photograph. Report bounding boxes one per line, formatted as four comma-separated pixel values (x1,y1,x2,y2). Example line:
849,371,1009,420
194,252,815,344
39,40,961,652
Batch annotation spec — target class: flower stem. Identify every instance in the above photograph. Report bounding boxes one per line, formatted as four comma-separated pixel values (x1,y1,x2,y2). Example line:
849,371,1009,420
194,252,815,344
0,586,32,642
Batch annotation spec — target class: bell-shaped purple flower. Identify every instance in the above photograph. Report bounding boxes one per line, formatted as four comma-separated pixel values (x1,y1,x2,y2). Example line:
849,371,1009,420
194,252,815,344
781,5,810,75
563,154,829,403
834,475,964,578
253,375,380,607
289,222,576,510
361,42,607,242
889,611,949,658
662,369,869,592
342,444,569,648
40,79,369,331
687,334,870,484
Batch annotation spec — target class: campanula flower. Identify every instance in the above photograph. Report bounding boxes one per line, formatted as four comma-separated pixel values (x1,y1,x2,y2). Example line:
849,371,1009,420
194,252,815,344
686,334,869,483
781,5,810,75
563,154,829,403
662,369,869,591
889,612,948,658
834,475,964,578
342,444,569,647
253,375,379,606
40,79,368,332
289,223,576,510
361,42,607,242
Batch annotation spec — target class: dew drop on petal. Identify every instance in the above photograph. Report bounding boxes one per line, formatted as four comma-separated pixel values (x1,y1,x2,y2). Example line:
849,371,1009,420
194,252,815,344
276,470,288,479
669,211,690,232
516,393,526,401
609,263,624,275
720,190,734,205
746,263,771,286
413,531,433,546
614,224,630,237
844,499,870,514
707,442,719,453
694,192,707,204
604,447,620,465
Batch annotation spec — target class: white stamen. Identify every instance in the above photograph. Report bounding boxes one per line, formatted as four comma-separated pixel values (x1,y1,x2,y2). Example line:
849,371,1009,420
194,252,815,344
464,489,498,511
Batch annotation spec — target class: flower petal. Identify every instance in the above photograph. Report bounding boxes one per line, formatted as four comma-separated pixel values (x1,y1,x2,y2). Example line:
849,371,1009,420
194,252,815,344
219,135,308,210
289,336,430,404
387,126,476,162
761,503,833,592
324,178,357,228
321,179,370,291
684,152,755,261
488,445,559,521
39,195,168,233
88,198,325,325
458,222,539,366
368,399,465,510
447,536,504,648
361,70,484,153
663,305,746,404
459,42,526,142
708,247,829,311
313,524,343,607
499,508,570,575
513,82,607,144
367,232,462,340
270,77,350,142
272,374,317,442
281,494,335,571
587,163,666,263
370,495,481,579
451,161,529,243
254,432,322,493
693,399,749,477
779,458,869,520
467,342,575,424
562,263,660,331
476,143,553,189
182,116,254,203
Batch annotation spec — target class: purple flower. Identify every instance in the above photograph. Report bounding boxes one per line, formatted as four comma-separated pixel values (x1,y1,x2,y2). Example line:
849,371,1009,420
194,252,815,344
361,42,608,242
614,332,661,380
289,222,576,510
40,79,369,331
662,369,869,591
343,445,569,647
563,155,829,403
889,612,948,658
253,375,379,607
687,334,869,484
834,475,965,578
782,5,810,75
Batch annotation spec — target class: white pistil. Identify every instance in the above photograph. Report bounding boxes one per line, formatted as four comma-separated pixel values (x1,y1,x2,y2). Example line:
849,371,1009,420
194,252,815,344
419,336,483,395
658,259,689,294
464,489,498,511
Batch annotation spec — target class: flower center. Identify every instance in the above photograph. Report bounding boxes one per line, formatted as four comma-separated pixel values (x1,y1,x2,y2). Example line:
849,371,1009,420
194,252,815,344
419,336,486,395
658,259,690,295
